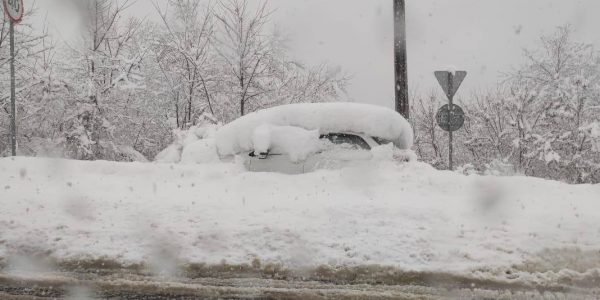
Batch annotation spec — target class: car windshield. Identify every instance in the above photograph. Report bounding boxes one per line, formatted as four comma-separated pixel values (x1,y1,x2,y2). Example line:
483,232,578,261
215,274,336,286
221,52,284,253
320,133,370,150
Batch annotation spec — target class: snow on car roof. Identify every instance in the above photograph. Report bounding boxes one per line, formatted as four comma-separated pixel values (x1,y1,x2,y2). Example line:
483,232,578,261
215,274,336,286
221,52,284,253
216,102,414,156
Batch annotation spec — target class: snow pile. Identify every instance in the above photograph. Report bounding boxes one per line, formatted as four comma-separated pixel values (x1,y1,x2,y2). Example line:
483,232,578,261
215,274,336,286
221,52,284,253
252,124,322,162
370,144,395,161
1,157,600,281
155,123,220,164
216,103,414,156
116,145,149,163
180,140,219,164
154,143,182,163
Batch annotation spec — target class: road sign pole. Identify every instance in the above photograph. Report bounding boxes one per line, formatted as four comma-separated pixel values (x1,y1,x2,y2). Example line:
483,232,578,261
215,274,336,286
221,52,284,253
10,21,16,156
394,0,409,119
435,70,466,170
447,72,453,170
5,0,23,156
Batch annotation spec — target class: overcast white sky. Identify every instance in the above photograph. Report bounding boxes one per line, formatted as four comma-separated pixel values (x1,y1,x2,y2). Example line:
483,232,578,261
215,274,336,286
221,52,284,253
33,0,600,108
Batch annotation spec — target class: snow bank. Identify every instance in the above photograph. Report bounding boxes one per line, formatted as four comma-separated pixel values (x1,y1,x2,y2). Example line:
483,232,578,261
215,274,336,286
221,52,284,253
154,144,182,163
4,138,148,162
216,103,414,156
1,157,599,281
15,137,66,158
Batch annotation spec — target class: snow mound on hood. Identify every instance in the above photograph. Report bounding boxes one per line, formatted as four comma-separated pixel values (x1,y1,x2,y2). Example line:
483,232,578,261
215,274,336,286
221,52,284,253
216,103,413,156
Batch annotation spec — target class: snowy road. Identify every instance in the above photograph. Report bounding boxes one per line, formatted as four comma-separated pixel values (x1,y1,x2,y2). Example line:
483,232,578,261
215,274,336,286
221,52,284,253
1,266,599,299
1,157,600,298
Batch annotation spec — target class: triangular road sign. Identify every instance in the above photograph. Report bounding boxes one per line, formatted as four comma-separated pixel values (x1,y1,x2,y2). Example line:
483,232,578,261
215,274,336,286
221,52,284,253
435,71,467,99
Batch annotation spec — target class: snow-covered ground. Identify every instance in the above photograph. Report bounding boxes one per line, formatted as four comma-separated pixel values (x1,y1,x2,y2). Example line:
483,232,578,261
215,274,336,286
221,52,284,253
1,156,599,285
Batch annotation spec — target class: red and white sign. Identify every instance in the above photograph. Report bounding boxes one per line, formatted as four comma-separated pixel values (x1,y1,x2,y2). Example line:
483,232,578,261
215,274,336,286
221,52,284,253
3,0,24,23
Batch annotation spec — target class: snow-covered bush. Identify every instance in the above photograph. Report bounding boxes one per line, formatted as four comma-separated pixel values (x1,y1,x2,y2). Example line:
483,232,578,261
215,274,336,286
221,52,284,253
484,159,517,177
456,163,479,176
581,122,600,153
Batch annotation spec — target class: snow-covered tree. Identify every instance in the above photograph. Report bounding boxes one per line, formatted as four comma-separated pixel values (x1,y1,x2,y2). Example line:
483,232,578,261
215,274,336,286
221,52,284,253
213,0,274,118
2,0,347,161
152,0,217,130
214,0,347,121
507,25,600,182
411,91,446,167
60,0,148,160
0,6,58,156
425,26,600,182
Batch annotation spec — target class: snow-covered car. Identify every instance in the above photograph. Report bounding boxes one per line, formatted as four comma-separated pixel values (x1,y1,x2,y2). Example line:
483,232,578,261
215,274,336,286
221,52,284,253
215,103,414,174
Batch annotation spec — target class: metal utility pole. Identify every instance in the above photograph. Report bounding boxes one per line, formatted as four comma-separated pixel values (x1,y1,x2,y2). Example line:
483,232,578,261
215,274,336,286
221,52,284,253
4,0,23,156
10,22,16,156
394,0,409,119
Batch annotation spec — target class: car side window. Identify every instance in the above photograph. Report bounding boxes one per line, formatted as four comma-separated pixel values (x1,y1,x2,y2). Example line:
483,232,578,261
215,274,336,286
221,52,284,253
372,136,392,145
320,133,371,150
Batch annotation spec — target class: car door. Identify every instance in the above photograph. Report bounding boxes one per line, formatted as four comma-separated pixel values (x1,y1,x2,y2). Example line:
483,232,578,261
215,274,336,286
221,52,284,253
244,151,305,174
303,133,373,172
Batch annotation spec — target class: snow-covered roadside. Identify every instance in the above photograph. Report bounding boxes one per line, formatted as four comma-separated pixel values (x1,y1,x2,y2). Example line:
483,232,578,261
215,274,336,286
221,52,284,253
1,157,599,284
